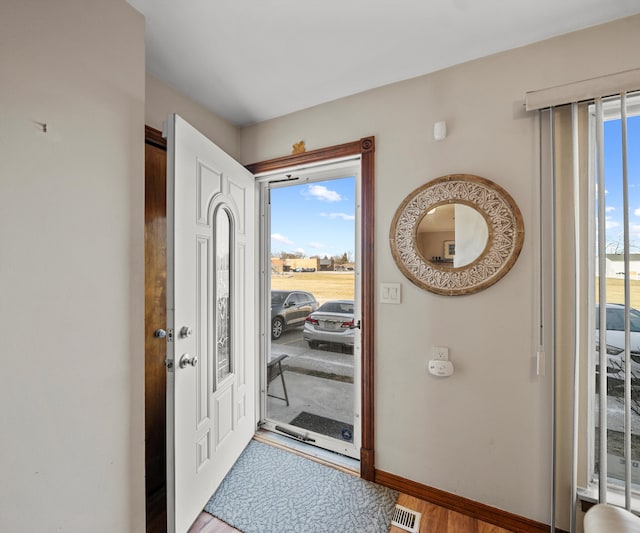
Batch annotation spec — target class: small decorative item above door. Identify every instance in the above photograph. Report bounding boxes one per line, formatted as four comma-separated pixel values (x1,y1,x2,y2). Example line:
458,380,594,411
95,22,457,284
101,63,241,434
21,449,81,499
292,140,306,154
389,174,524,296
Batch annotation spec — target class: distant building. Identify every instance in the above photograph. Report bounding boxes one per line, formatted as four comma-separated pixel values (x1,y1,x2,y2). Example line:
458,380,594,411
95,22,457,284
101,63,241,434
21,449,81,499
271,257,319,272
598,253,640,280
318,257,334,271
271,258,284,274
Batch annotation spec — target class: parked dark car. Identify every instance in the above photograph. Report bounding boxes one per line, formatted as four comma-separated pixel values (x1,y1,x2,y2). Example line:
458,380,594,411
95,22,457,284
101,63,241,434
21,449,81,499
271,290,318,339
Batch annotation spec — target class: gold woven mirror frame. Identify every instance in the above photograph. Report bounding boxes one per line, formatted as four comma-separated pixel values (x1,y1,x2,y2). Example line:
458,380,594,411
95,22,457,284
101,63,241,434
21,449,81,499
390,174,524,296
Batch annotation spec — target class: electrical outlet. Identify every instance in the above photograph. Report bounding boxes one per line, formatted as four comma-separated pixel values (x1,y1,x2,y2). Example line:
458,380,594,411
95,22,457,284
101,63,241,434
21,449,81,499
432,346,449,361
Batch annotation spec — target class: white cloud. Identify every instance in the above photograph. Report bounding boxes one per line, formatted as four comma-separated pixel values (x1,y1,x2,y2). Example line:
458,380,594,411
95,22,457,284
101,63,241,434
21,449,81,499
606,206,616,213
605,217,620,230
294,247,305,255
634,208,640,217
271,233,293,245
320,212,355,221
308,242,325,249
304,184,342,202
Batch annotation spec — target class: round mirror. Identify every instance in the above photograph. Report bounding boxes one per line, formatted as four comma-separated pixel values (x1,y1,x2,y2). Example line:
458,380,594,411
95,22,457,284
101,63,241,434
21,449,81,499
390,174,524,296
416,202,489,268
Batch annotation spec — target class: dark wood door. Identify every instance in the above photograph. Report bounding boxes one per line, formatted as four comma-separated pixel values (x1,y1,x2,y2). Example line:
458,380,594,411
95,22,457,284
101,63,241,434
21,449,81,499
145,127,167,532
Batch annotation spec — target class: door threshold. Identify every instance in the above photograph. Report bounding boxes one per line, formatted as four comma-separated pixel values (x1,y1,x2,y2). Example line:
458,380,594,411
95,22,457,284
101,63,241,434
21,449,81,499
254,428,360,476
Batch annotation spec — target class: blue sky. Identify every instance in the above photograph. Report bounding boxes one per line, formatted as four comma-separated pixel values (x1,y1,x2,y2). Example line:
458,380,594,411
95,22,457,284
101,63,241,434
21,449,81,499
270,176,356,259
603,114,640,253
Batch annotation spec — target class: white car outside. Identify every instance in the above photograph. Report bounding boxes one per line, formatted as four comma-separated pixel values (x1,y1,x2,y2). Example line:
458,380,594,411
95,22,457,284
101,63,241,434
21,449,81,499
595,304,640,384
303,300,355,350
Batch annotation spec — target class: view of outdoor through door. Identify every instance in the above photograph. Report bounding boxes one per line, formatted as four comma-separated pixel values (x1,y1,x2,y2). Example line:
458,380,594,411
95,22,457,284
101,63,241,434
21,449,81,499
260,164,362,459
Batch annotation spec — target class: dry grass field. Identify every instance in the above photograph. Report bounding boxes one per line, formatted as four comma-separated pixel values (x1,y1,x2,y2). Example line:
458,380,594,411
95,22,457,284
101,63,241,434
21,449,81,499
271,272,355,304
272,273,640,309
598,278,640,309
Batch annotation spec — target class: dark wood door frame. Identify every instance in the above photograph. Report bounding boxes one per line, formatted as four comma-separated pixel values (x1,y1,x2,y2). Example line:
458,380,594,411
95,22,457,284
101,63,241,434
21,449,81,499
145,125,168,532
246,137,376,480
144,130,376,532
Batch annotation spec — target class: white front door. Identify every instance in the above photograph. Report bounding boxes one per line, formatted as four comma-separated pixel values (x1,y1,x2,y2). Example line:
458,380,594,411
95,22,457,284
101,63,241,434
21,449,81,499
166,115,256,533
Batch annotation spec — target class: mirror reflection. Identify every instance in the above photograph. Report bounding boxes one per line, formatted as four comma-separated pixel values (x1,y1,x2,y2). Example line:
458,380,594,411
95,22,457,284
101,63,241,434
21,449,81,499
416,203,489,268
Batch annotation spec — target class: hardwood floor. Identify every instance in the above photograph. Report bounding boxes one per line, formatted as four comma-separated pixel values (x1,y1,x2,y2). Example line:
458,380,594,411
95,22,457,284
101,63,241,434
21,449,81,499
389,494,514,533
184,492,516,533
187,513,241,533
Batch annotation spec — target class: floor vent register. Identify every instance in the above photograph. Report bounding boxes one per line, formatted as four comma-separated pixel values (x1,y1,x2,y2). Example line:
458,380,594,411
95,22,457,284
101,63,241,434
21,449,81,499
391,504,421,533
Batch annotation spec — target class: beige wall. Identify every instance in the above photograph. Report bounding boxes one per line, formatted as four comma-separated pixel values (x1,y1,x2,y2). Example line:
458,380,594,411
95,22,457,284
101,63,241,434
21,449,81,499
146,73,241,160
241,15,640,528
0,1,145,531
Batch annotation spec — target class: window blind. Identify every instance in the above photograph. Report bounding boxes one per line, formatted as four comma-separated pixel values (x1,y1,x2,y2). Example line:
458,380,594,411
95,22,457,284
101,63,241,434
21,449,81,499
526,68,640,111
541,90,639,533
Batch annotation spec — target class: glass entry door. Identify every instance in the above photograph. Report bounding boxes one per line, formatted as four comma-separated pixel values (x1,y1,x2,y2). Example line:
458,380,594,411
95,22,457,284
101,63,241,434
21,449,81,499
259,161,361,458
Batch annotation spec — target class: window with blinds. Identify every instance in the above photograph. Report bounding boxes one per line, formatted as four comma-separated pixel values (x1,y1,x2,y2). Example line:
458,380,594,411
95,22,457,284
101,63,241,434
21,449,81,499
590,95,640,503
542,91,640,529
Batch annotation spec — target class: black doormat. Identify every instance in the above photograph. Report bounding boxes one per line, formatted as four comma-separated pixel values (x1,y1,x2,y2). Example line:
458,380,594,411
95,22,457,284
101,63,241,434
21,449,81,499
289,411,354,442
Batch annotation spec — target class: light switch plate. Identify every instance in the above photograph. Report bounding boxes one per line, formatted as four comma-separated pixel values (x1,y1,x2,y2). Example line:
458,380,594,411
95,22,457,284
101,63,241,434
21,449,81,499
380,282,401,304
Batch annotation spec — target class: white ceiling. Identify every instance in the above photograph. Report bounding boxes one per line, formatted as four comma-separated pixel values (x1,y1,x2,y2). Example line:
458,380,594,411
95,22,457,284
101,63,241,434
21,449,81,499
128,0,640,127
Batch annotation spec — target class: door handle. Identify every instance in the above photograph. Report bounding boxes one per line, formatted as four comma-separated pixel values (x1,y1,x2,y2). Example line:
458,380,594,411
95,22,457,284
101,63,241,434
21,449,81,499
179,353,198,369
349,320,361,330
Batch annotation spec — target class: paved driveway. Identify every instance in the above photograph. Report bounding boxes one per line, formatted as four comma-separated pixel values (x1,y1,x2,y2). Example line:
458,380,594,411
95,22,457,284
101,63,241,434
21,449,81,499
268,328,355,435
271,328,354,380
